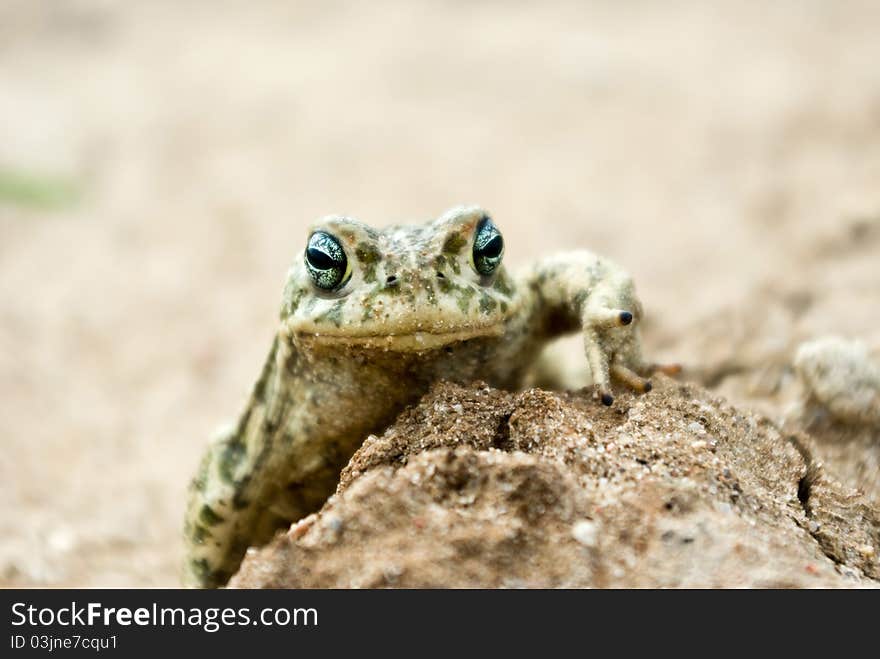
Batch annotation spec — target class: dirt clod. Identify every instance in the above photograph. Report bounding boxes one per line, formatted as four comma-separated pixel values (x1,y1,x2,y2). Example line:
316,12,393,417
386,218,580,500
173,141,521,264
231,379,879,588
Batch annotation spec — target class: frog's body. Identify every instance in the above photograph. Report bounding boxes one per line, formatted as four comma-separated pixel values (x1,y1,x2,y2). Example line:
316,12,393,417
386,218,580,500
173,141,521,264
184,205,666,587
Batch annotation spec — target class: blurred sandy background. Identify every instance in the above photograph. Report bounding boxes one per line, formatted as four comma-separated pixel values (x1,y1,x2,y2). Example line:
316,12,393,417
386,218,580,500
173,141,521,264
1,0,878,586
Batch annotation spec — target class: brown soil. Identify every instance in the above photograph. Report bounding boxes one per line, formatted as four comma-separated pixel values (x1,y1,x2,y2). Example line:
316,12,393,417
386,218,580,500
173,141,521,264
1,1,879,586
230,380,878,588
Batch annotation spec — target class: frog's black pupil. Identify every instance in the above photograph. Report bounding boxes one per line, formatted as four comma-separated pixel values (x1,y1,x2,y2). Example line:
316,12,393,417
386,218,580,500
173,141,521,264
307,246,337,270
481,235,503,258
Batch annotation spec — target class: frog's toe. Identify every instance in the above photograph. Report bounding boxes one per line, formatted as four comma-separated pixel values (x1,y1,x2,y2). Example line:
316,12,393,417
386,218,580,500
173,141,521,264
638,362,683,377
611,362,653,393
584,328,612,395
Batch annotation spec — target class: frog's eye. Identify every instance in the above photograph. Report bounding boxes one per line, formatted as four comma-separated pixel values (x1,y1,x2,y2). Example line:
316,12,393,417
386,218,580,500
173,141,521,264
472,216,504,277
305,231,351,291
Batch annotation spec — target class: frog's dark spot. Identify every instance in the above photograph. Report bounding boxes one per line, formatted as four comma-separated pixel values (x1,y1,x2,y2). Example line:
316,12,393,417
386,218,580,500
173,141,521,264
456,287,476,313
190,558,212,581
356,243,381,264
356,242,382,283
479,294,498,314
190,558,231,588
191,455,210,492
199,505,224,526
442,232,467,255
219,439,246,484
191,524,211,543
493,272,514,296
283,288,306,317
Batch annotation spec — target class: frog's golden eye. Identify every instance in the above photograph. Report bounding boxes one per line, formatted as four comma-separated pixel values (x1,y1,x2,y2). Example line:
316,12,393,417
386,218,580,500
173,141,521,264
472,216,504,277
305,231,351,291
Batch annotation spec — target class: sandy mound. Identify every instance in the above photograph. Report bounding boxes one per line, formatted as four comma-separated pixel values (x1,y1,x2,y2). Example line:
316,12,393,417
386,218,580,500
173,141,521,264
672,215,880,508
230,379,879,588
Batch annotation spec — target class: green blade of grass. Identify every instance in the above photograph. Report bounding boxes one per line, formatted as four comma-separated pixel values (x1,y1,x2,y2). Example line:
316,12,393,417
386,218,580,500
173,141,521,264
0,169,81,210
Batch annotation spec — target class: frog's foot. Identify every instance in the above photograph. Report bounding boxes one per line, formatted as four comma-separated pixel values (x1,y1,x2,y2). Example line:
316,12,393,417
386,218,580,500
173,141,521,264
584,305,678,406
584,324,644,406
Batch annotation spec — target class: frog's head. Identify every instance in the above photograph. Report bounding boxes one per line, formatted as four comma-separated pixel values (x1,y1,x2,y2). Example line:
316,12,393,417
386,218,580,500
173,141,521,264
280,205,519,351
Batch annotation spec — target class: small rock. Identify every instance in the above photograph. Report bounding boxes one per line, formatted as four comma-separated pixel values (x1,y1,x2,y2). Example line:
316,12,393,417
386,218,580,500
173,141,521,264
287,513,318,540
794,336,880,424
687,421,707,436
571,520,598,547
857,544,875,559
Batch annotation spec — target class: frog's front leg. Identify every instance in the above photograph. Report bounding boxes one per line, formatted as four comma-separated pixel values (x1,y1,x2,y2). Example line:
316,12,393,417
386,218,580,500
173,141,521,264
520,251,670,405
183,335,293,588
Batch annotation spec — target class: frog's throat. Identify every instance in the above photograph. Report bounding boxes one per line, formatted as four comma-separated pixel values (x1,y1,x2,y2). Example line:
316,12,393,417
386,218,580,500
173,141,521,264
280,323,505,352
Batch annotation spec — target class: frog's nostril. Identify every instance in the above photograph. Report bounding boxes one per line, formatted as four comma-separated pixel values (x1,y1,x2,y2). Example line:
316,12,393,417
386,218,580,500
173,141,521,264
436,271,446,279
385,275,399,286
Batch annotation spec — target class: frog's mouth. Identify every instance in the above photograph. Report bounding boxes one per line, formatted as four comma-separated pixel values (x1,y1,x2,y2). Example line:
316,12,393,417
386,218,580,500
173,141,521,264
283,324,504,352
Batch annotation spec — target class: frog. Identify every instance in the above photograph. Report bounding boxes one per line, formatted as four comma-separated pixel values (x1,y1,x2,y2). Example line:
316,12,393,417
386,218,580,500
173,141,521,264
183,204,675,587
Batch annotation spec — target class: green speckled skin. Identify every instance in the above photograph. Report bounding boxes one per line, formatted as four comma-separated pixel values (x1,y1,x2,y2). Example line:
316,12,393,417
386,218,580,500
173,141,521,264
183,205,656,587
